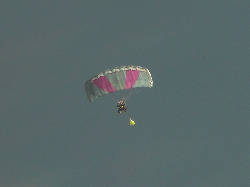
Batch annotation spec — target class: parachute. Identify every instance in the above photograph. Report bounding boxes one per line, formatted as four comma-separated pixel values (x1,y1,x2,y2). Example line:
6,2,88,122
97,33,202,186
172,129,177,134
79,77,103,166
85,65,153,127
85,65,153,102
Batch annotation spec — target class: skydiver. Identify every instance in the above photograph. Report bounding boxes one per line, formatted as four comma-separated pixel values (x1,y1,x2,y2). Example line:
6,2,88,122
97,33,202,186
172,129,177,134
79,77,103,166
117,98,127,114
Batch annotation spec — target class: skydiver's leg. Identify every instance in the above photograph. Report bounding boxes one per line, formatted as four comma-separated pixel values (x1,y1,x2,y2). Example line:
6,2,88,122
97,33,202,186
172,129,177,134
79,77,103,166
118,109,122,114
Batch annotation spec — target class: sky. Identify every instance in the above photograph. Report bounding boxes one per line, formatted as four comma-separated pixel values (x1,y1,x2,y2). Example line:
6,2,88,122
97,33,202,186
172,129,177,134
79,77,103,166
0,0,249,186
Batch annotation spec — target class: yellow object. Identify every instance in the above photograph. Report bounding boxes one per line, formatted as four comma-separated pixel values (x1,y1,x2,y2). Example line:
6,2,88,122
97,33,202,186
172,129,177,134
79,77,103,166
129,118,135,126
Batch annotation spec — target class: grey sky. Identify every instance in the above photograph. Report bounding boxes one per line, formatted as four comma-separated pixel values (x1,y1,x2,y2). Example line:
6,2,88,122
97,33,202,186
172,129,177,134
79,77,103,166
1,0,249,186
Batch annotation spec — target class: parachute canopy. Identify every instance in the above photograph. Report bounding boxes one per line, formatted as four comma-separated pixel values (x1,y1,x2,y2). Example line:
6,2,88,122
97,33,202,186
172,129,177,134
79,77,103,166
85,65,153,102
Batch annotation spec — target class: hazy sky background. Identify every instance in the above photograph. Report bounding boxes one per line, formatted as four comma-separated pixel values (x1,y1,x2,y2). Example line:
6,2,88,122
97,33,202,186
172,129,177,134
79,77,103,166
1,0,249,186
